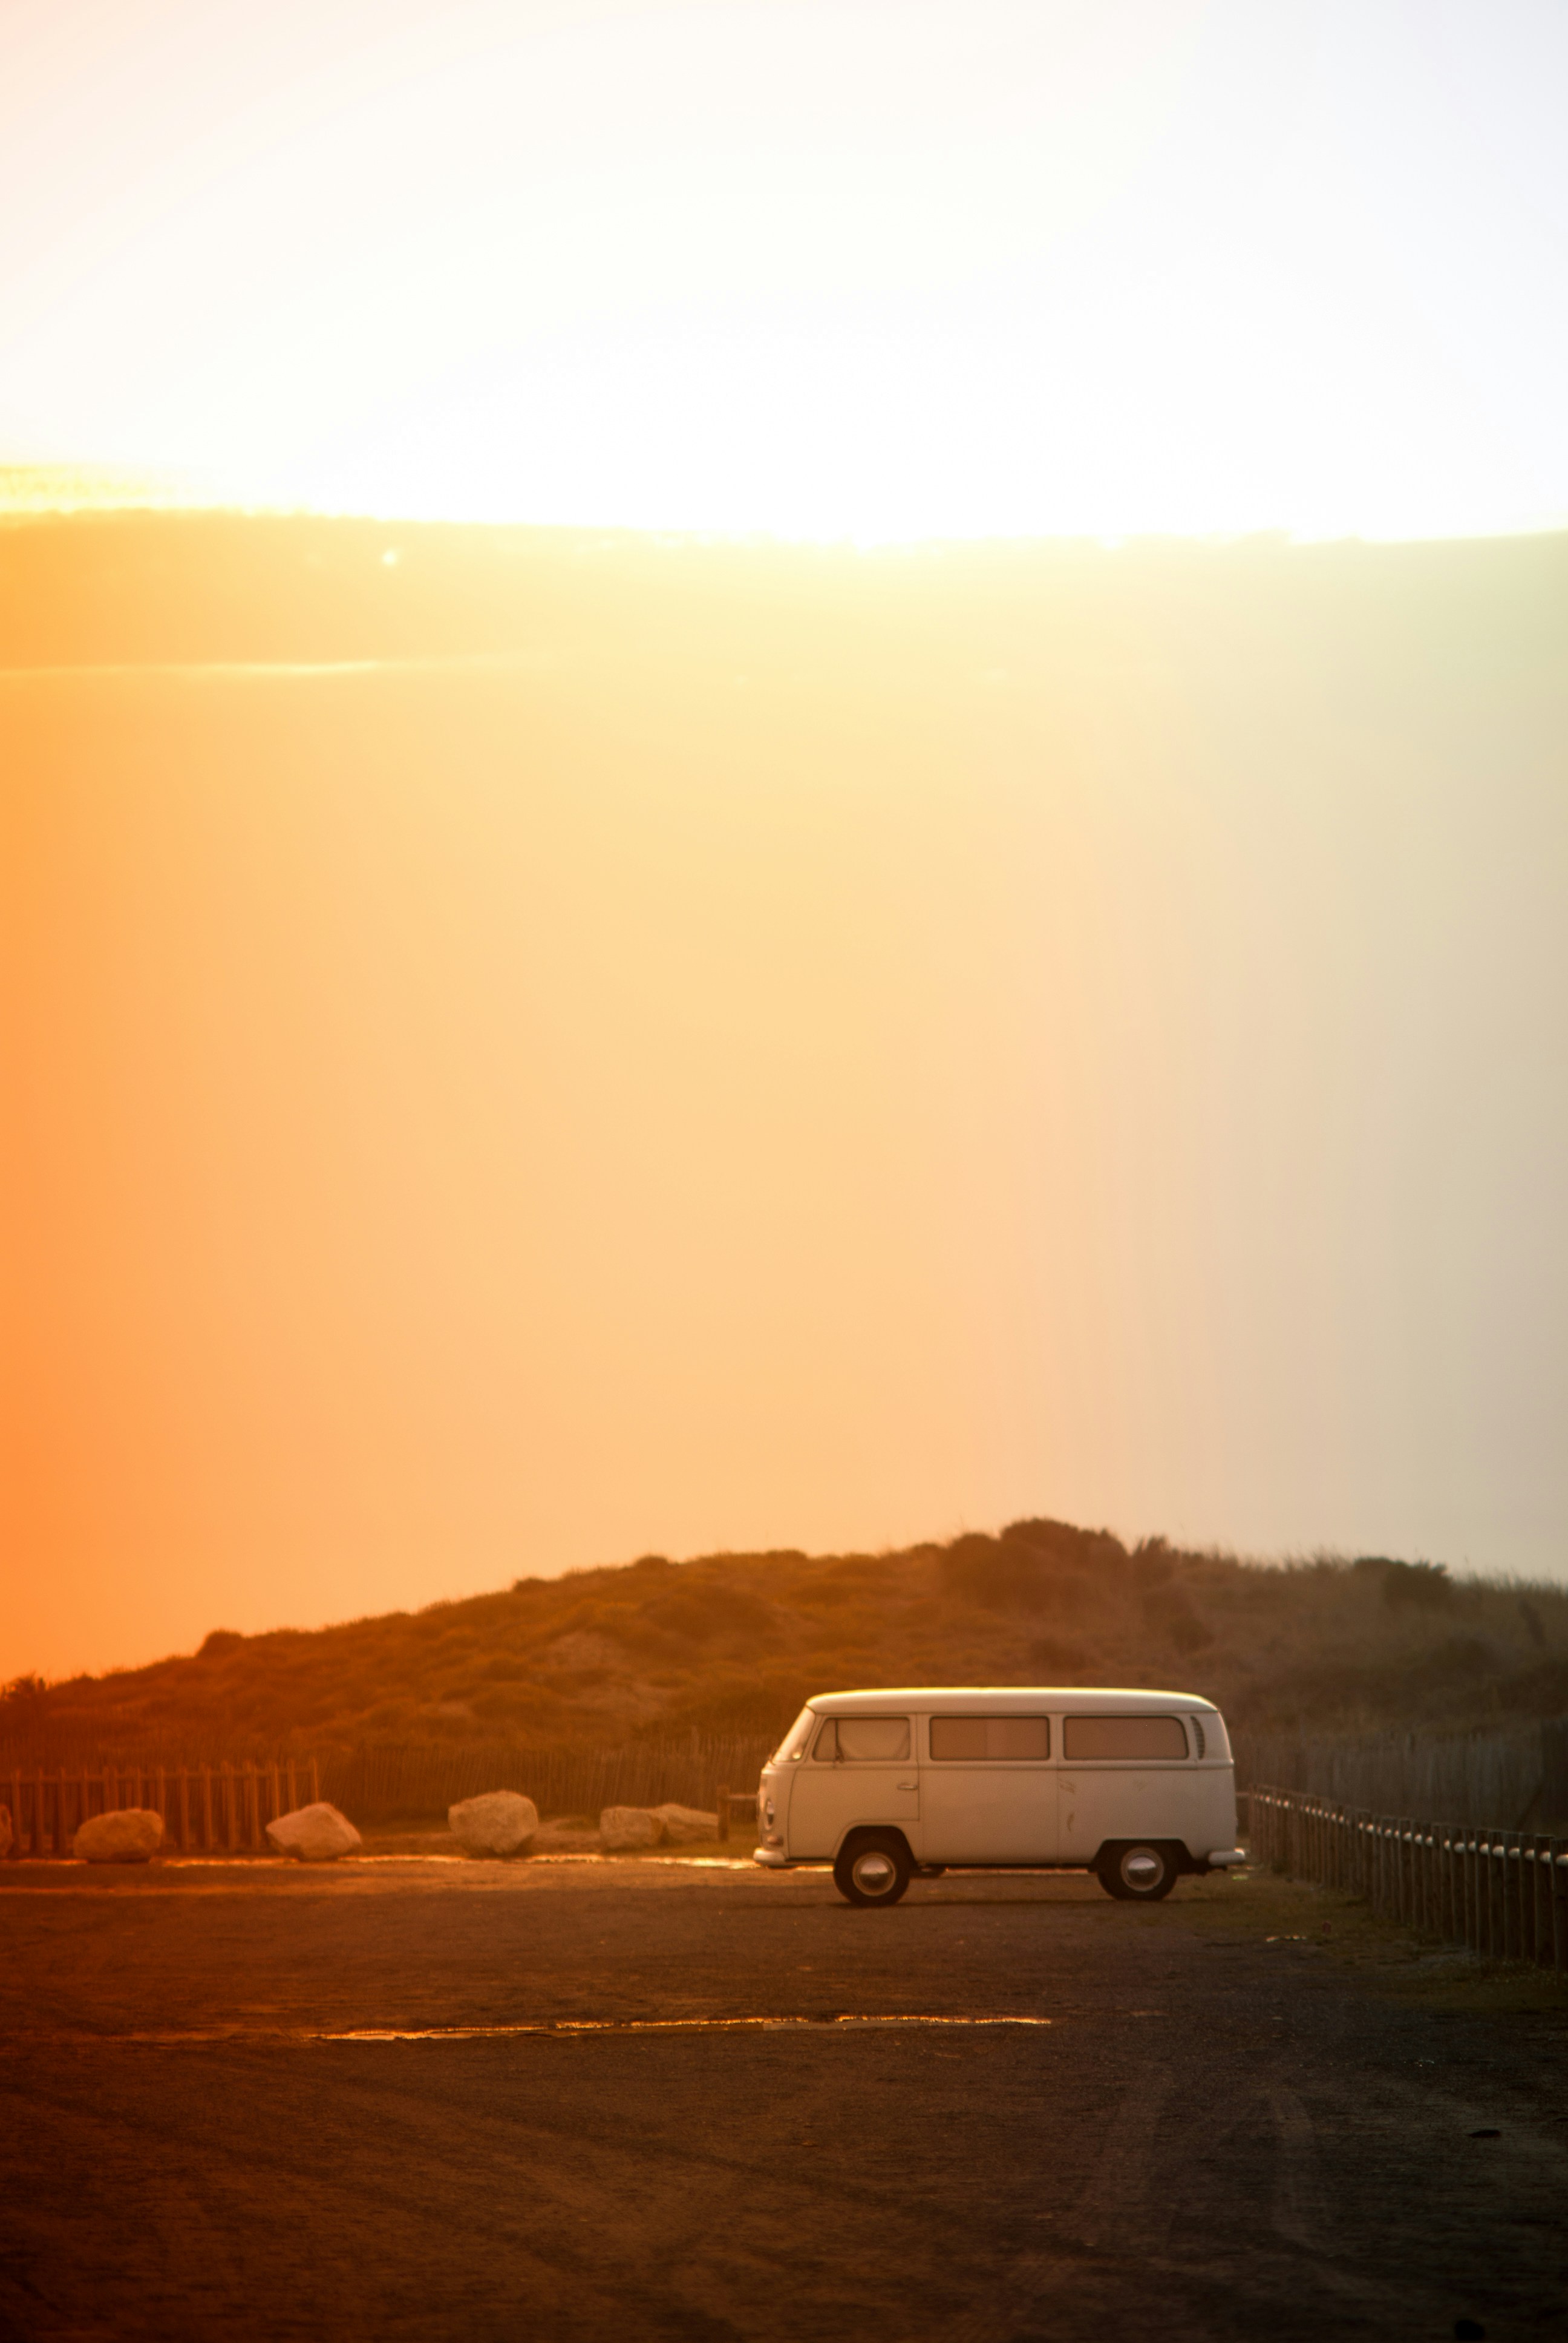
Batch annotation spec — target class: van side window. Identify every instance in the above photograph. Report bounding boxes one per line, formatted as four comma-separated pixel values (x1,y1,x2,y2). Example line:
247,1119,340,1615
1062,1715,1188,1760
929,1716,1050,1760
812,1717,910,1763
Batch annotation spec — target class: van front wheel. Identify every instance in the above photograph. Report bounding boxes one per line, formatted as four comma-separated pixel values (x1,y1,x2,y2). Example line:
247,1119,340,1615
834,1832,912,1907
1096,1843,1178,1901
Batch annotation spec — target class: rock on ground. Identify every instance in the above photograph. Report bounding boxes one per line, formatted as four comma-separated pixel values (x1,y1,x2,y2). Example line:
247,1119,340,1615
74,1807,165,1863
650,1803,719,1846
265,1803,362,1862
448,1791,539,1858
599,1806,664,1852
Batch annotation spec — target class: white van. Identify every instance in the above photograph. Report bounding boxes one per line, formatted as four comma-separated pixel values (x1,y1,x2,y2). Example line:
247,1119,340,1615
753,1686,1244,1906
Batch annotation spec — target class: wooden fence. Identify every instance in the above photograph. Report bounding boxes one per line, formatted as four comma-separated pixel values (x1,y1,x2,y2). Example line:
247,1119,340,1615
3,1758,321,1858
316,1734,777,1825
1250,1784,1567,1973
1233,1719,1568,1830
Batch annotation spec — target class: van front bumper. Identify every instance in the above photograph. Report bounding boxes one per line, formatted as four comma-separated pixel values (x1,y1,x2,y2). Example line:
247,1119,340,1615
752,1846,789,1867
1203,1847,1247,1869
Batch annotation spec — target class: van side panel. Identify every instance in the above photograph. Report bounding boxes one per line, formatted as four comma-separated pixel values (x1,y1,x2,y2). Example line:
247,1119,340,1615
1057,1761,1235,1866
918,1709,1057,1863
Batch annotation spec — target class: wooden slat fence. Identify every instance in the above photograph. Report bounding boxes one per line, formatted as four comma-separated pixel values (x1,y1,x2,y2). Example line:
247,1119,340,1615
1233,1719,1568,1830
1250,1784,1567,1974
2,1734,781,1852
318,1734,777,1825
2,1758,321,1858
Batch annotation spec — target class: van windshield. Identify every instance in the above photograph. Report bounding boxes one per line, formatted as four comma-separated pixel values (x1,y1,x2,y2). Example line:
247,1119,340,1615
772,1707,816,1763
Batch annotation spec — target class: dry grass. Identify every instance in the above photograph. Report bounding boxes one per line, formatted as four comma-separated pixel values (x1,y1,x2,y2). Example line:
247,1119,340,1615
1172,1866,1568,2013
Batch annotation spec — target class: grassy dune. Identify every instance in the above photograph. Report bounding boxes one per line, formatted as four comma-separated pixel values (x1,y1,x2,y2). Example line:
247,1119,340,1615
6,1520,1567,1764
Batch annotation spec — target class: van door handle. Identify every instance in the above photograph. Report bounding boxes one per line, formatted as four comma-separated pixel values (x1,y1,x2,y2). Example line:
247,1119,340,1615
897,1780,917,1791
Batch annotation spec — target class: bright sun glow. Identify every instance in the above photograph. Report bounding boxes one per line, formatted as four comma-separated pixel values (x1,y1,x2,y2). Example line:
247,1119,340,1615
2,0,1567,537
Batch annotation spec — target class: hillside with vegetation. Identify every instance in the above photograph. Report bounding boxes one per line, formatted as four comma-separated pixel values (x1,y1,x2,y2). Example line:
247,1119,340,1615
5,1519,1567,1772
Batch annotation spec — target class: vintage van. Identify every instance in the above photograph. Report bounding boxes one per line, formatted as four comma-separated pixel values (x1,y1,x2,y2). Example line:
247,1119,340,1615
753,1687,1243,1906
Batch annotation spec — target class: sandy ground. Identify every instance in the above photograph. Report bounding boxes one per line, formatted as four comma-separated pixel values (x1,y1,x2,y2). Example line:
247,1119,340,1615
1,1856,1565,2341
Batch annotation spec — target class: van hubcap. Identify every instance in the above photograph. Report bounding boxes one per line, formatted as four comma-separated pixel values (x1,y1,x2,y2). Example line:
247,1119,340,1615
1121,1848,1164,1890
852,1850,897,1896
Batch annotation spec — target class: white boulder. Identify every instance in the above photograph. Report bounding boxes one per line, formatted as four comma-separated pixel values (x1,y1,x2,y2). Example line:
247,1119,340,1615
265,1801,362,1862
74,1807,165,1863
599,1804,664,1852
651,1802,719,1846
448,1790,539,1858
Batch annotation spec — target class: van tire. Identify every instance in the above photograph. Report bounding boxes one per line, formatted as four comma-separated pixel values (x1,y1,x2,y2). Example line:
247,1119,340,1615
834,1832,913,1907
1096,1842,1179,1901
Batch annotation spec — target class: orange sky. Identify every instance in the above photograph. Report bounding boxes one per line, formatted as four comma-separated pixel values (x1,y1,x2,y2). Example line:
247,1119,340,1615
3,2,1568,1678
4,529,1566,1678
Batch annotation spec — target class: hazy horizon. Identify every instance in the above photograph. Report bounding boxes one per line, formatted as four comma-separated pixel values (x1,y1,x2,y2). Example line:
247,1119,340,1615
5,2,1568,540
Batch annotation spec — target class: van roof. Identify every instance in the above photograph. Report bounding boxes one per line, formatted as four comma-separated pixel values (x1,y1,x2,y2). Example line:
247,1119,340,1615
807,1686,1218,1715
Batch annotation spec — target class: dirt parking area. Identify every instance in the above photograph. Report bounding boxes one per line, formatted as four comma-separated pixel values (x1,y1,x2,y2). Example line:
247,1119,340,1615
1,1856,1565,2341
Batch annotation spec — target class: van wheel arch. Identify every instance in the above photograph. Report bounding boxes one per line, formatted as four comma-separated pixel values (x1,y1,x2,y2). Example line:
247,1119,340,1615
1093,1840,1184,1901
832,1829,915,1907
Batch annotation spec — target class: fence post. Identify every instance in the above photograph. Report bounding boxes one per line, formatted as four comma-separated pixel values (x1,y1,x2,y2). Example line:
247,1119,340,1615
1529,1839,1547,1967
1459,1834,1469,1952
716,1785,730,1845
1418,1826,1431,1936
1553,1843,1567,1974
1438,1831,1450,1941
310,1755,321,1806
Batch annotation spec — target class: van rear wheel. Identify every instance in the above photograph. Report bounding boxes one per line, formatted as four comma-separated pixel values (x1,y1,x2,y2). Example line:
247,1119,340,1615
834,1832,912,1907
1096,1842,1178,1901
